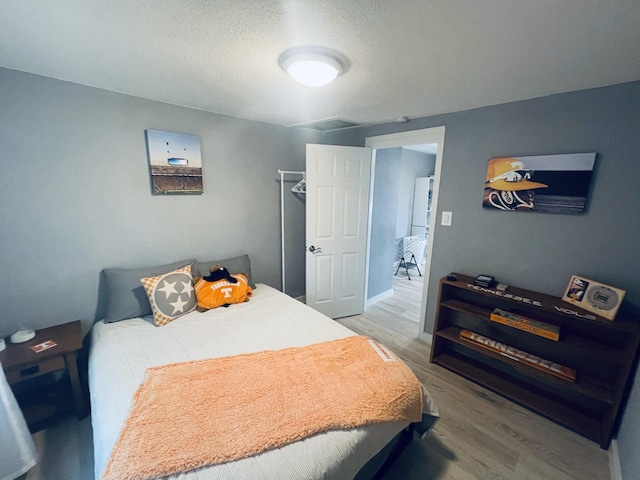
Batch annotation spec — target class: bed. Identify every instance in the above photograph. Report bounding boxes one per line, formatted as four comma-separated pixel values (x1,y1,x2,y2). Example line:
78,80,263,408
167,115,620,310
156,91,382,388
88,256,439,479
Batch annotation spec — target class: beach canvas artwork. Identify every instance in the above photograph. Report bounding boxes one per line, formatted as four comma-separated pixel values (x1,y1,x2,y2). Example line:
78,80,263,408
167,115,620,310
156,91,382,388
145,129,203,195
482,153,596,214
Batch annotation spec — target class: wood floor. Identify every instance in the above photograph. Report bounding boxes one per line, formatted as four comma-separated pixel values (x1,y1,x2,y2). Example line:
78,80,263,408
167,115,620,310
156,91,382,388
337,273,612,480
25,272,611,480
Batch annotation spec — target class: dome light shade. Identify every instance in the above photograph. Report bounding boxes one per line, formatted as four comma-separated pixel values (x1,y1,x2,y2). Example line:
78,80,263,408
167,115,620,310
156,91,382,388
284,54,341,87
279,46,348,87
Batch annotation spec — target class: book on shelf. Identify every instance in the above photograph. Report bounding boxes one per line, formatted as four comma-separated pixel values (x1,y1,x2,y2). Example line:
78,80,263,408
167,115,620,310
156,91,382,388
460,329,576,382
490,308,560,341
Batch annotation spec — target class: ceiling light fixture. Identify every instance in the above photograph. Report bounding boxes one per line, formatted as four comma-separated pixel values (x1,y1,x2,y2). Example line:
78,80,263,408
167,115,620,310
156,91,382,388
278,46,349,87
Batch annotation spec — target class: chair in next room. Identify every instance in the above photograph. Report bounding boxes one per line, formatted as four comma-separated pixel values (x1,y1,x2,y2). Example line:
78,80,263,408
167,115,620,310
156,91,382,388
395,235,427,280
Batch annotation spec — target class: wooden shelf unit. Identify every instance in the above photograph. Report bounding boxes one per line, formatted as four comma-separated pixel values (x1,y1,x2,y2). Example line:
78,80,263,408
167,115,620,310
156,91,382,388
430,273,640,449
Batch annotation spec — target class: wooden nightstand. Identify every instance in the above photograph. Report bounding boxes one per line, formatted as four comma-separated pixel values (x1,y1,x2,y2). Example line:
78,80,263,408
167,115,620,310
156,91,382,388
0,320,87,432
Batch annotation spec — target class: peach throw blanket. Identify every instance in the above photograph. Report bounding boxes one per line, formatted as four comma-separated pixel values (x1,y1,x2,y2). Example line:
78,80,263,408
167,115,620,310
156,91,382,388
102,335,422,480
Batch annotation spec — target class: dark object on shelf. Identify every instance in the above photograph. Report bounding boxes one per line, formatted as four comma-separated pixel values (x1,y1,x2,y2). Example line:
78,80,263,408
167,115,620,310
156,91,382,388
474,274,495,287
430,273,640,449
446,273,457,281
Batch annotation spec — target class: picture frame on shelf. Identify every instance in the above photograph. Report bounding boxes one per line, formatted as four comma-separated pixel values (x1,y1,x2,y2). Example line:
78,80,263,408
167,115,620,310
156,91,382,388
563,274,626,321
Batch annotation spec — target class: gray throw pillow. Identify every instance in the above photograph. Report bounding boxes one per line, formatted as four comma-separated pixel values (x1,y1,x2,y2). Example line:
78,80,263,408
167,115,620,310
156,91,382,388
103,259,196,322
196,254,255,289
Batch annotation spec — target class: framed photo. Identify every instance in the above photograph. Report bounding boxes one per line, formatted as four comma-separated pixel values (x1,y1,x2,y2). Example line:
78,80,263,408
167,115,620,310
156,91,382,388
563,275,626,321
483,153,596,214
145,129,203,195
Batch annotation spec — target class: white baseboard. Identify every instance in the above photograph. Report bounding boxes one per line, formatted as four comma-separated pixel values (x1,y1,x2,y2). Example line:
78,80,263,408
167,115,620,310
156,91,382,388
365,288,394,309
610,439,622,480
418,331,433,345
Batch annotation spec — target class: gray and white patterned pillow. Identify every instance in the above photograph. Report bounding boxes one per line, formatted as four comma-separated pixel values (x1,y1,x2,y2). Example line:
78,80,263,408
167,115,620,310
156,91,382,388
140,265,197,326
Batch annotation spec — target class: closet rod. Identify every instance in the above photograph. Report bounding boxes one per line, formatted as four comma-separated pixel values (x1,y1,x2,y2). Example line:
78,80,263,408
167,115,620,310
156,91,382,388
278,169,305,294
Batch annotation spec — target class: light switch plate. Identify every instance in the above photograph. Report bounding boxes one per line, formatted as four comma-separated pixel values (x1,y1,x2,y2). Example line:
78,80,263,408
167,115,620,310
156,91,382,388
441,211,452,226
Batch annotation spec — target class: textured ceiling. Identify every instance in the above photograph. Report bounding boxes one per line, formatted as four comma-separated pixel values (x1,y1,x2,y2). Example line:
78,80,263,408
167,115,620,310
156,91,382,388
1,0,640,128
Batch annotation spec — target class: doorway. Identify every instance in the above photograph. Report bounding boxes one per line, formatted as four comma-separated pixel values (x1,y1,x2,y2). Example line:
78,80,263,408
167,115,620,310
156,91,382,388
364,127,445,342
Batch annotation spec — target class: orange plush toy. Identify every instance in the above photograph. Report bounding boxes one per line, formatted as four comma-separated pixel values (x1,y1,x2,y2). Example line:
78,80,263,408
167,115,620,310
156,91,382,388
194,265,252,312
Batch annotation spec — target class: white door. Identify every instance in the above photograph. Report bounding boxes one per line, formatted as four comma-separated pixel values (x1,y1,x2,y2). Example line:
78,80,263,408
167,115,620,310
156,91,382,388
306,144,372,319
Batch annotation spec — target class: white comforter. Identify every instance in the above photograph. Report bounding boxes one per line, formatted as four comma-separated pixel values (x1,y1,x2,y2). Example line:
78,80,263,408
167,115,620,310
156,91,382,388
89,284,437,479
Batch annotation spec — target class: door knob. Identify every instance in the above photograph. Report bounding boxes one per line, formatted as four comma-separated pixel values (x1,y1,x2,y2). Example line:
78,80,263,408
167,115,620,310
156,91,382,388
308,245,322,253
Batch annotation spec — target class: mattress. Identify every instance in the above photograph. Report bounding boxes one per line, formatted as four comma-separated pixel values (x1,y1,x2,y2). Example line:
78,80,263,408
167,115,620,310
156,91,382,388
89,283,438,479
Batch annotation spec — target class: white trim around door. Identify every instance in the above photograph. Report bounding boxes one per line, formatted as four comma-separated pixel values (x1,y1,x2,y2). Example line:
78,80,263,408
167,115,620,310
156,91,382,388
365,126,446,342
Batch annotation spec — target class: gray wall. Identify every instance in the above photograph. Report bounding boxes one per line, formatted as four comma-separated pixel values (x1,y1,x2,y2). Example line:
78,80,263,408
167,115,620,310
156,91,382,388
323,80,640,479
281,179,307,297
367,148,401,299
396,149,436,238
0,67,319,336
619,372,640,479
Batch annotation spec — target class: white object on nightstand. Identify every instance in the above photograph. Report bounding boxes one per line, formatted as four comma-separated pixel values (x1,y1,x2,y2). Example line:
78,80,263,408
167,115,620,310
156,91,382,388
0,337,5,352
10,329,35,344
